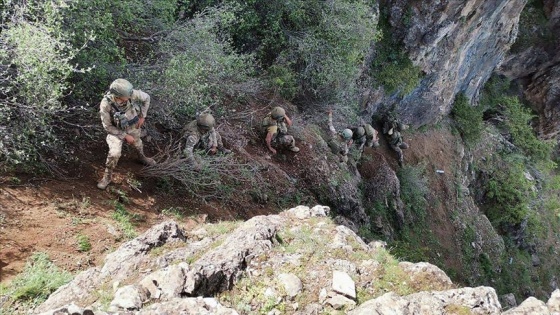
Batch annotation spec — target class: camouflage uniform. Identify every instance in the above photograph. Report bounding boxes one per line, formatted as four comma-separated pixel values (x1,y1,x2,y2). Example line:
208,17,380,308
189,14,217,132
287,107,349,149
98,85,155,189
382,116,408,166
262,113,299,152
352,123,379,151
182,119,228,162
327,113,353,163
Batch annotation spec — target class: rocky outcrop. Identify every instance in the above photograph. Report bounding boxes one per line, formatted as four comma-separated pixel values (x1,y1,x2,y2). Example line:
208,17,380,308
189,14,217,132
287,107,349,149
370,0,526,126
33,205,560,315
498,1,560,140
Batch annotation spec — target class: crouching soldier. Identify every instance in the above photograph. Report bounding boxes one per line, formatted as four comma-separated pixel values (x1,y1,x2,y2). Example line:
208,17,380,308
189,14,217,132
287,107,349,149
382,114,409,167
327,110,353,163
262,106,300,154
183,113,231,167
351,123,379,151
97,78,156,190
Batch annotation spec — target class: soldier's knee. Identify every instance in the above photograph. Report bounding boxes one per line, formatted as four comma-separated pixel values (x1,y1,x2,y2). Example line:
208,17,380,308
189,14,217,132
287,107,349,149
399,142,409,149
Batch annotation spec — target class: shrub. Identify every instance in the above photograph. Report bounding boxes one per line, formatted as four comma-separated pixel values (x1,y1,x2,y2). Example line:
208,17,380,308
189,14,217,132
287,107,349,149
451,93,483,145
397,165,429,221
500,96,554,161
0,2,88,171
481,75,554,162
371,13,422,96
147,4,260,129
483,154,534,228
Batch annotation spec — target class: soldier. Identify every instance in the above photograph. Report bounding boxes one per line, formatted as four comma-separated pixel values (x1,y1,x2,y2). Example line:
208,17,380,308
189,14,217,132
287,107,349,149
262,106,300,154
182,112,231,167
327,110,353,163
382,114,409,167
97,78,156,190
351,123,379,151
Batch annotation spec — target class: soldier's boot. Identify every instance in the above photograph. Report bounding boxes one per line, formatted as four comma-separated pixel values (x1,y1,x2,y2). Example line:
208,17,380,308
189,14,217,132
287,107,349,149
289,138,300,152
218,146,232,154
97,168,113,190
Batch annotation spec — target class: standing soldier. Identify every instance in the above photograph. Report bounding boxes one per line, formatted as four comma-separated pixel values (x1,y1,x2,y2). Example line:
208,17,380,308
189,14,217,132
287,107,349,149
97,78,156,190
182,112,231,167
382,114,409,167
262,106,300,154
327,110,353,163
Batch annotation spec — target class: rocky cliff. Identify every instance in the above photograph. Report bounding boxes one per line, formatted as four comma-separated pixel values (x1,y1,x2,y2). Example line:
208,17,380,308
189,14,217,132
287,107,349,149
31,206,560,314
367,0,527,126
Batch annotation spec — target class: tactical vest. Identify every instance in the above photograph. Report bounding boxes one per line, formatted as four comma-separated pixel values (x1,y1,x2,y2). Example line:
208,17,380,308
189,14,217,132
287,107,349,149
105,93,140,130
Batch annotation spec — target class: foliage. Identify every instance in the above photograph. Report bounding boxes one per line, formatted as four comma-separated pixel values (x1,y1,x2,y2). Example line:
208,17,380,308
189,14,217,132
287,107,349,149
77,234,92,252
500,96,554,161
451,93,483,145
56,0,178,99
0,1,88,171
483,153,534,228
397,165,429,220
112,202,138,239
147,4,260,129
0,252,72,305
371,13,422,96
481,75,554,162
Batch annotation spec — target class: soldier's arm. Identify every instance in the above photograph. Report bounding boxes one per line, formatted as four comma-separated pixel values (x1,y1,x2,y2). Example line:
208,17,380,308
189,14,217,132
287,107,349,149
284,114,293,127
208,128,218,152
265,131,276,154
183,134,198,162
133,90,150,118
328,112,337,138
100,100,126,140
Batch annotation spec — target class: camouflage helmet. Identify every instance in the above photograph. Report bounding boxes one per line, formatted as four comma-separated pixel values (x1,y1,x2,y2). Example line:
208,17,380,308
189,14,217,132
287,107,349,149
271,107,286,120
355,126,365,137
109,79,133,98
197,113,215,129
341,128,353,140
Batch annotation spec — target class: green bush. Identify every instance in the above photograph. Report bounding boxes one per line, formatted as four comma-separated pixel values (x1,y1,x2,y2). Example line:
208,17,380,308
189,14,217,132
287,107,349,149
481,75,553,162
371,14,422,96
484,154,534,228
147,4,260,128
500,96,554,161
0,2,86,171
451,93,483,145
397,165,429,221
2,252,72,303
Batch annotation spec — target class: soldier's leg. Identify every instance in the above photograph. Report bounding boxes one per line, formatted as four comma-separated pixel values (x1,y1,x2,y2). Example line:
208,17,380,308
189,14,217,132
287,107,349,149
390,144,404,167
215,132,231,154
279,135,299,152
131,130,155,166
98,134,122,189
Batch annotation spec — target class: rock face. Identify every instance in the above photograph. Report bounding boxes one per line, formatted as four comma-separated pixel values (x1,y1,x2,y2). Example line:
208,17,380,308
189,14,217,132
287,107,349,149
498,1,560,139
370,0,526,126
32,205,560,315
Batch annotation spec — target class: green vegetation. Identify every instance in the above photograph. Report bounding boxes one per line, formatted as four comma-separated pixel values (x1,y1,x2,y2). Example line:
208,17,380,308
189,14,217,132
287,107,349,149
0,253,72,308
112,202,139,239
483,154,534,228
76,234,92,252
480,75,554,162
451,93,483,145
371,11,422,96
